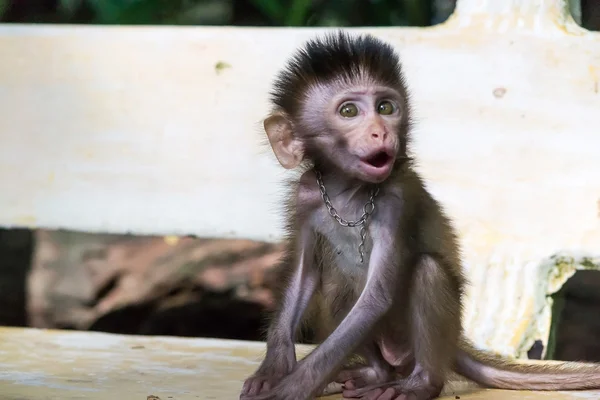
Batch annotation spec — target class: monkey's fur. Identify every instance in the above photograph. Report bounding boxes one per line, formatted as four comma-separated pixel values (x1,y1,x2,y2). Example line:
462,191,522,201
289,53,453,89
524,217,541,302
240,31,600,400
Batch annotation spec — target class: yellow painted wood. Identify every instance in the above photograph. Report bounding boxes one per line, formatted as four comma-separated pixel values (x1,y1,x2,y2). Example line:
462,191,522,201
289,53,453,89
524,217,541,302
0,327,598,399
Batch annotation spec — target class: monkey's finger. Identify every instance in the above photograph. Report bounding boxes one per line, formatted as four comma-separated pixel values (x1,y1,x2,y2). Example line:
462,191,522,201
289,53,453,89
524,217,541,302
359,388,384,400
261,380,271,392
248,379,264,396
344,382,389,398
343,380,356,390
375,388,396,400
342,386,368,398
240,380,253,396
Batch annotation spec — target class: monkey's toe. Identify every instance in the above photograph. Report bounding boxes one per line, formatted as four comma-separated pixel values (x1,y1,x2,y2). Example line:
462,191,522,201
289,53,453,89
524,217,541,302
362,388,385,400
376,388,399,400
240,376,278,398
343,383,437,400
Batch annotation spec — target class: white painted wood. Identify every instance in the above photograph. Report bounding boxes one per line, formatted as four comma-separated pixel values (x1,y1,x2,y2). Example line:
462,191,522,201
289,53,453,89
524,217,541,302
0,0,597,243
5,327,599,399
0,0,599,358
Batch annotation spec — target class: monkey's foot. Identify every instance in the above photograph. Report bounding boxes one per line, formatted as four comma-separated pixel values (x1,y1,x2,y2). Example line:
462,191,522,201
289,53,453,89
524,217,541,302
240,372,287,398
240,350,296,399
341,379,443,400
240,367,324,400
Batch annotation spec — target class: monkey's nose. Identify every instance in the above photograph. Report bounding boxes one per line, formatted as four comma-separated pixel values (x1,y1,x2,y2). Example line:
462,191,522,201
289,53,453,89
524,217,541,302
371,131,387,140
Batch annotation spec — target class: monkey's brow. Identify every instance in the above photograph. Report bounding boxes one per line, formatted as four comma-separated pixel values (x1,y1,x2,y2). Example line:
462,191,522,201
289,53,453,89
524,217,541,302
343,88,399,97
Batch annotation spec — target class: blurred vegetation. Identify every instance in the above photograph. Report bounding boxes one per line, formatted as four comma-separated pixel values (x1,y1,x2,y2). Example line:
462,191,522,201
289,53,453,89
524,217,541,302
0,1,597,30
0,0,457,27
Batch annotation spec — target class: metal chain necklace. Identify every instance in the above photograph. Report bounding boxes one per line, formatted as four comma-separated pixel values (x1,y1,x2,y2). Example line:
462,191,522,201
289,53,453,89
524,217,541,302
315,169,380,263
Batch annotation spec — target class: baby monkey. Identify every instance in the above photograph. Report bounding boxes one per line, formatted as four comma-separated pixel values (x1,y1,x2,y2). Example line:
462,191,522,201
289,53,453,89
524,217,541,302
240,31,600,400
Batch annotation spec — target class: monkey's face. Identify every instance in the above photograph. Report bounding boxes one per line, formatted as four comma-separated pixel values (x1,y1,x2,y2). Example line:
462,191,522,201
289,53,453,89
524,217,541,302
302,84,404,183
264,82,406,184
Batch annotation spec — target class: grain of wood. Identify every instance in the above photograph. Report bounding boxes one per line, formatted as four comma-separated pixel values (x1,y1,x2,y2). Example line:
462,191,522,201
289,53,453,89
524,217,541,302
0,327,598,400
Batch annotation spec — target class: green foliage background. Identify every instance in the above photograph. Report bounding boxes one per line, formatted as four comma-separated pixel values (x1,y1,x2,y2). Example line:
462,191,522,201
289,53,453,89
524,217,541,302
1,1,596,30
0,0,456,27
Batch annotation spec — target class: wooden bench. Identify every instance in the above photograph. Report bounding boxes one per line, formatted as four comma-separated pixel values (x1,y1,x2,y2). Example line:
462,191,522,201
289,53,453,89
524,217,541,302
0,0,599,398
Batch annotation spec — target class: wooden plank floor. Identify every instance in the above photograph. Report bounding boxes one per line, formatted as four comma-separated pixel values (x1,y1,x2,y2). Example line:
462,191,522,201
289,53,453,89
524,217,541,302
0,327,598,400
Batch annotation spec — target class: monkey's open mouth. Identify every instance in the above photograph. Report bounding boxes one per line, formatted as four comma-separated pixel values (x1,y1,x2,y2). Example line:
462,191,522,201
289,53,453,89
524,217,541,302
365,151,392,168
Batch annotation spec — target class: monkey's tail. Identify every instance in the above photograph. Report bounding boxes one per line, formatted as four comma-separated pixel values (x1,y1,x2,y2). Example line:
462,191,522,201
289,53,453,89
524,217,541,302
454,338,600,391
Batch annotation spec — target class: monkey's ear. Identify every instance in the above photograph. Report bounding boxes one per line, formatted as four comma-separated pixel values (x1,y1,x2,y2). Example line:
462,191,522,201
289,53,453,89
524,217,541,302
264,113,304,169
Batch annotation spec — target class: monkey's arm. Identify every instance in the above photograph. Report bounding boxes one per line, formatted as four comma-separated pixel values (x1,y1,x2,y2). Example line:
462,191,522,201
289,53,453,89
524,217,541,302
241,225,319,397
267,226,318,353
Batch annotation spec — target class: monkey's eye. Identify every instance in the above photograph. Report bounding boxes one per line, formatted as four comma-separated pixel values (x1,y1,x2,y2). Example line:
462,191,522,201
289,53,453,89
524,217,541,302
377,101,395,115
339,103,359,118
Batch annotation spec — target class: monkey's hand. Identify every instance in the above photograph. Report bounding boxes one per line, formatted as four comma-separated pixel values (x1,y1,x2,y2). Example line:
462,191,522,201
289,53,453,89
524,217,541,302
240,347,297,399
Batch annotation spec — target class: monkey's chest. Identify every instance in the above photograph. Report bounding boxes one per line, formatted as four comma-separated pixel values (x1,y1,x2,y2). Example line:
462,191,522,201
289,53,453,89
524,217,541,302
313,212,373,274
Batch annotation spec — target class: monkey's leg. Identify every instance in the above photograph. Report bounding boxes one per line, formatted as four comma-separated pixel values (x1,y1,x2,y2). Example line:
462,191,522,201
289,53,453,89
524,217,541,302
241,231,318,397
343,255,462,400
246,240,404,400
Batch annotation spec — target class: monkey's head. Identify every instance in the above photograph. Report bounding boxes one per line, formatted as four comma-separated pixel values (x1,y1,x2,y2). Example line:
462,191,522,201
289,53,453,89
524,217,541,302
264,31,411,184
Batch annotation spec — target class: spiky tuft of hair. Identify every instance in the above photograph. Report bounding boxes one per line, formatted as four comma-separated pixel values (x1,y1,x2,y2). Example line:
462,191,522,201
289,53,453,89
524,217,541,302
270,30,408,117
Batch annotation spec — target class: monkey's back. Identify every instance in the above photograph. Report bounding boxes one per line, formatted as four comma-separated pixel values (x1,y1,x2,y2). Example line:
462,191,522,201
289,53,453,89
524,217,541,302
402,168,464,273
